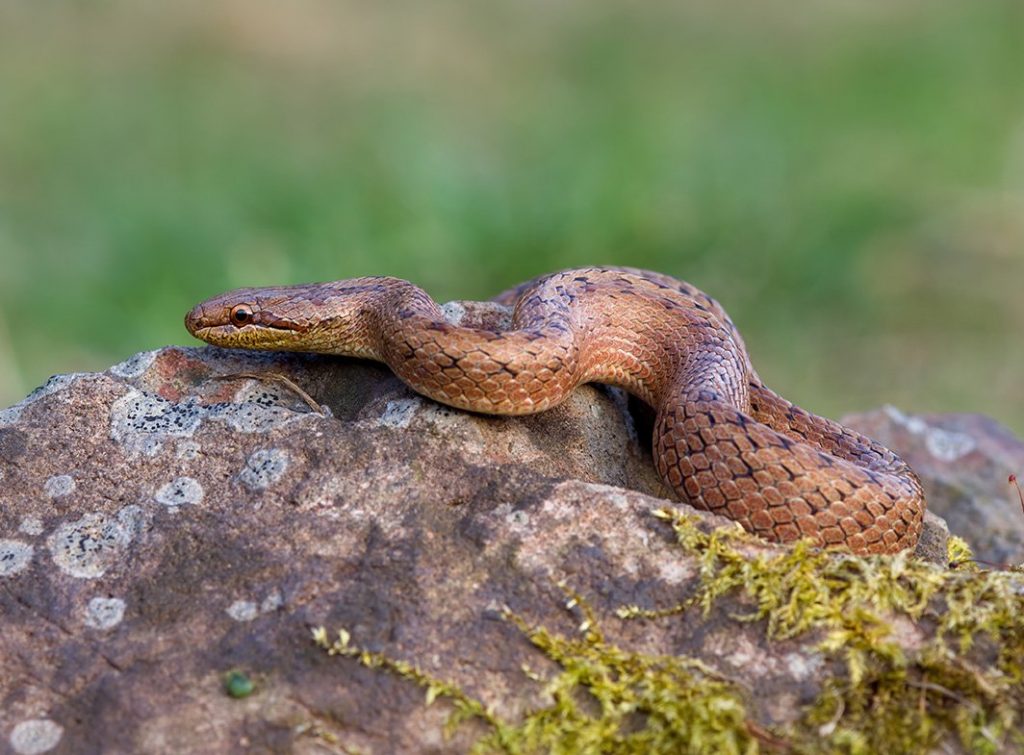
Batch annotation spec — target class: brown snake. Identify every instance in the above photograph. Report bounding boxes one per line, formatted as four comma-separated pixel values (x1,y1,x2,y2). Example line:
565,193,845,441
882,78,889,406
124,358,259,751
185,267,925,554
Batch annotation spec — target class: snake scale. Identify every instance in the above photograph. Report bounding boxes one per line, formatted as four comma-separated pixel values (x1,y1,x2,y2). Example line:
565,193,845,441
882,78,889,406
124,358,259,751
185,267,925,554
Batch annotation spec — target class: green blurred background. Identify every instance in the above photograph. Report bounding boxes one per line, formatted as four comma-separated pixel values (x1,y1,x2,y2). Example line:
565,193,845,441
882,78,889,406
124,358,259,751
1,1,1022,430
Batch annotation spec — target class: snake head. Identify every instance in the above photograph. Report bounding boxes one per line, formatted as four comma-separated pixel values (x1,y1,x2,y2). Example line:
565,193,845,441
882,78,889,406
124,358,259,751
184,286,317,351
185,281,384,356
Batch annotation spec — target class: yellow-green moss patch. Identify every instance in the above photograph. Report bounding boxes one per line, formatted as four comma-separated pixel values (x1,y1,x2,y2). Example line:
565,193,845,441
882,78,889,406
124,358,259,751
313,584,764,755
314,510,1024,754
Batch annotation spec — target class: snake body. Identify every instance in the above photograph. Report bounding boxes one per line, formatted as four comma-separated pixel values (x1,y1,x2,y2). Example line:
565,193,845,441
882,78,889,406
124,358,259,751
185,267,924,554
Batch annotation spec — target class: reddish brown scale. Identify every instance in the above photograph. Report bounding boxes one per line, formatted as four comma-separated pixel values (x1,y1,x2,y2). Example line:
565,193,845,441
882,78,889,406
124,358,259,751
185,266,926,554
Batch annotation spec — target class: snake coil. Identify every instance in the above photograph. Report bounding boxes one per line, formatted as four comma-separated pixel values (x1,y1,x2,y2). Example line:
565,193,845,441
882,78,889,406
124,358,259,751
186,267,925,554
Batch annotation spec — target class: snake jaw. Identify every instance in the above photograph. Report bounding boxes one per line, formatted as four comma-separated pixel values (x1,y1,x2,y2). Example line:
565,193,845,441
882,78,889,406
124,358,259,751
188,321,308,351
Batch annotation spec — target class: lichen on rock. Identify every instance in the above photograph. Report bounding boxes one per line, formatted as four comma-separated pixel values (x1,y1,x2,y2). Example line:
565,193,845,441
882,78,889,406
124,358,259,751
47,509,138,579
0,539,34,577
317,510,1024,753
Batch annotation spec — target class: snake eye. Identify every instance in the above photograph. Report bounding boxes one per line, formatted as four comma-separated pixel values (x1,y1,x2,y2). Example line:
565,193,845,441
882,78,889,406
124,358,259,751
230,305,254,327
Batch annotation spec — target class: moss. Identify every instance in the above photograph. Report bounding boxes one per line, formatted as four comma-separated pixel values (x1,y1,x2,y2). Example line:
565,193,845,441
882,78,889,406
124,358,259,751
313,586,763,754
312,625,503,742
632,510,1024,753
314,510,1024,754
946,535,975,571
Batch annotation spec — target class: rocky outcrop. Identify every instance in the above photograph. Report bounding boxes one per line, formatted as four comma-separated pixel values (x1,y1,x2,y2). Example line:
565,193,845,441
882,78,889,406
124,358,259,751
1,302,1021,754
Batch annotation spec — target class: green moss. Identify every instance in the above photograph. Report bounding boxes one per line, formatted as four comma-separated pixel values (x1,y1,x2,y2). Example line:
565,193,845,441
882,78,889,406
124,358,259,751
634,510,1024,753
314,510,1024,754
946,534,975,570
312,586,761,754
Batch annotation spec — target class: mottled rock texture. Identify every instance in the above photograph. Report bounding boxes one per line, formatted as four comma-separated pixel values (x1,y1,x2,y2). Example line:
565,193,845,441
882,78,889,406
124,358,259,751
0,301,1015,754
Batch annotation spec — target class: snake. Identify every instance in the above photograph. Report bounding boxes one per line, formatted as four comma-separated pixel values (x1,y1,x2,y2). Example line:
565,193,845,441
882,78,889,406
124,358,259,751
185,267,925,554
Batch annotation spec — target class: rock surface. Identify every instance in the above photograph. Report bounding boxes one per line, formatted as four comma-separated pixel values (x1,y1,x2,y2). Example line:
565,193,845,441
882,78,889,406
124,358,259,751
0,302,1018,753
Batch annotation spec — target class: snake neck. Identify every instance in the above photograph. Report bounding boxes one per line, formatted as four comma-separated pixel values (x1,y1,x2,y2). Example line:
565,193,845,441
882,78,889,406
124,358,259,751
304,278,447,362
375,273,758,420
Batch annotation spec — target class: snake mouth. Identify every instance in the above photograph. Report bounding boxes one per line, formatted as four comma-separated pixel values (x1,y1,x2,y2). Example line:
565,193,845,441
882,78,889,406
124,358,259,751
260,318,306,333
187,324,233,345
191,322,304,346
188,314,322,353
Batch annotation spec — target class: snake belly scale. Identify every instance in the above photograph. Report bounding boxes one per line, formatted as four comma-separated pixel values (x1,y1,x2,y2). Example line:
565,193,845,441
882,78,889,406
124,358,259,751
185,267,925,554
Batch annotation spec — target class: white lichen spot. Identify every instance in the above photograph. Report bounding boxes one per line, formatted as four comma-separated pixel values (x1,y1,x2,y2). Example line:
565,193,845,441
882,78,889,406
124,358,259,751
410,403,485,453
227,600,259,622
219,381,311,431
48,511,134,579
656,558,694,585
19,517,44,536
0,540,34,577
155,477,204,507
260,589,283,613
702,630,767,675
108,350,159,379
883,405,976,462
925,428,975,462
0,405,21,427
727,644,765,675
111,387,318,459
43,475,76,499
539,495,581,522
783,651,823,680
506,509,530,527
227,589,282,621
239,449,289,490
116,505,147,539
9,719,64,754
110,390,204,458
85,597,126,630
379,398,422,429
440,301,467,325
883,405,928,434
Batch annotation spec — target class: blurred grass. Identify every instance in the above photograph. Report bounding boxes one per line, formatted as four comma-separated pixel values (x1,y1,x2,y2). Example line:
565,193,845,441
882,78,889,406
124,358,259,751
0,0,1022,429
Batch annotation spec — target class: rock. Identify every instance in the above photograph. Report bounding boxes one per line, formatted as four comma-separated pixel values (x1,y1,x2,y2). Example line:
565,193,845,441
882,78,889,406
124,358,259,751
914,510,951,566
1,302,1020,753
843,406,1024,565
